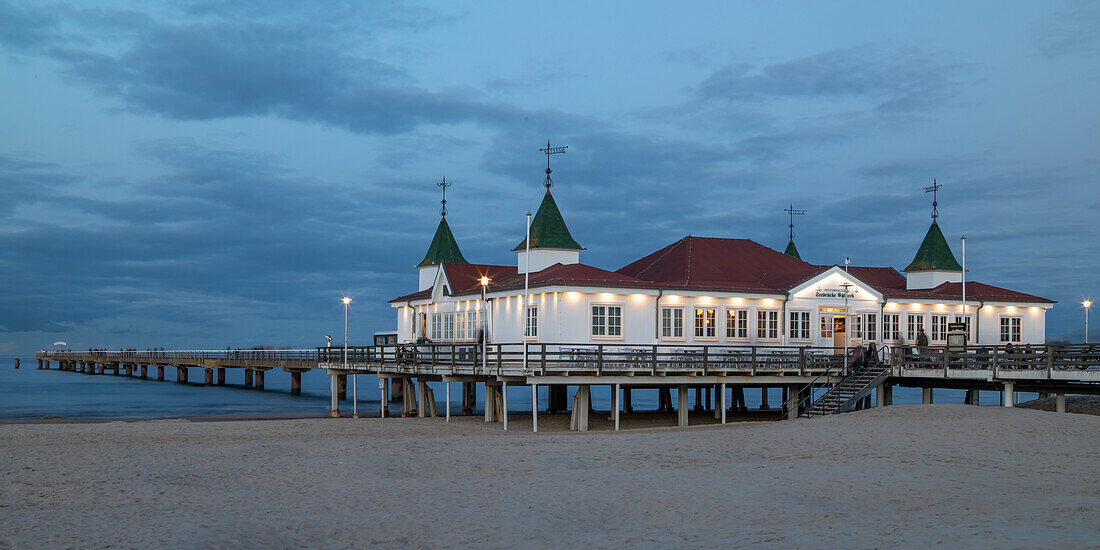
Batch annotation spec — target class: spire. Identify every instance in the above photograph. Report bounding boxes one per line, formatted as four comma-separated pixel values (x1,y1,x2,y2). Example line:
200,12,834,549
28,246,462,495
513,189,583,251
783,203,806,260
903,220,961,272
783,239,802,260
417,216,468,267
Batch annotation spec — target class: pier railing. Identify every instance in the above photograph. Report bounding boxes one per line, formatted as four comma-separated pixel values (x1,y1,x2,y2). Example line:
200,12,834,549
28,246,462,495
892,344,1100,371
317,343,852,376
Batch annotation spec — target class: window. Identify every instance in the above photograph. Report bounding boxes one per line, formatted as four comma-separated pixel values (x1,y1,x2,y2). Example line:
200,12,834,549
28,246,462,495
850,315,864,339
456,312,466,340
726,309,748,339
931,314,948,342
694,308,716,338
591,305,622,337
443,312,454,340
661,307,684,339
953,314,971,341
820,315,833,338
865,313,877,341
431,314,442,340
789,311,811,340
1000,317,1021,342
883,314,900,341
525,306,537,338
757,310,779,340
466,310,480,339
907,313,925,342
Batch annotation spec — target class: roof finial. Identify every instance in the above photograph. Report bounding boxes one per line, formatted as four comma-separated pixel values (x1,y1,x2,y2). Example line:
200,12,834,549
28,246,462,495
438,176,451,217
784,203,806,241
923,179,942,222
539,139,568,190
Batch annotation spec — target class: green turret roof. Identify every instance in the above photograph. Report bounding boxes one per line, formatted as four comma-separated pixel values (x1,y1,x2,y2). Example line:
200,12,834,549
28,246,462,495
513,190,583,251
903,221,962,272
783,239,801,260
417,217,468,267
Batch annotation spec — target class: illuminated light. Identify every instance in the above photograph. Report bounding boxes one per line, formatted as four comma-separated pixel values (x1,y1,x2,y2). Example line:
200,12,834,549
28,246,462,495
600,293,613,299
479,276,490,287
1006,306,1017,313
632,293,647,301
667,295,681,302
731,297,744,305
341,296,352,305
763,298,775,305
1084,300,1093,309
1030,307,1040,312
566,292,579,299
910,303,923,310
700,296,712,303
885,302,898,310
936,304,945,311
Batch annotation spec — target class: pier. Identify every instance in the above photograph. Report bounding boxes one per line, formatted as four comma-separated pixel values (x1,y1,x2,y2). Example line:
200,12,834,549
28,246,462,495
34,342,1100,429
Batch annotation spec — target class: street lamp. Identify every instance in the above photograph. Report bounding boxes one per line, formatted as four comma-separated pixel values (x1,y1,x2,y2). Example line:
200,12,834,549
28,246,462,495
480,277,490,375
1084,300,1092,344
342,296,357,418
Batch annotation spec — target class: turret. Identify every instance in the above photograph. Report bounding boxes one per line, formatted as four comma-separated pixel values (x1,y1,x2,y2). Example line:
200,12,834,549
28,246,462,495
514,189,583,274
904,220,962,289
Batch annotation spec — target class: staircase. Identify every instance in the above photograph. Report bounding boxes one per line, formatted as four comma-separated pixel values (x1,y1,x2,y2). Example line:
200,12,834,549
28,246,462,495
801,353,891,418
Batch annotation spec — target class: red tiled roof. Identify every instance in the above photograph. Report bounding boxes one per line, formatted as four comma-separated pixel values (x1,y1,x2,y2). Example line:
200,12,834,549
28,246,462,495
617,236,822,292
391,236,1053,304
389,289,431,303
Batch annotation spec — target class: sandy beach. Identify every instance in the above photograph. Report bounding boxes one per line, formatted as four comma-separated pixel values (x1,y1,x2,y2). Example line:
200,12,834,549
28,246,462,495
1,405,1098,549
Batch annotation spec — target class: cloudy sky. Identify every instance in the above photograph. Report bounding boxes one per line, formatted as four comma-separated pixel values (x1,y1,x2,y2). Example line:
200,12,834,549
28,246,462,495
2,0,1098,354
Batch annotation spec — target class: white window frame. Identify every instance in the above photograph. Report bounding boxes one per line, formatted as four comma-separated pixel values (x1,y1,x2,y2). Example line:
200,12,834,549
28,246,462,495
442,312,454,341
694,307,717,339
953,314,972,341
930,314,948,342
525,306,537,339
789,310,811,341
820,314,833,339
757,309,779,340
661,307,684,340
1000,316,1021,343
725,308,749,340
907,313,925,342
591,303,623,339
850,315,864,340
431,313,442,341
865,313,877,341
882,313,900,341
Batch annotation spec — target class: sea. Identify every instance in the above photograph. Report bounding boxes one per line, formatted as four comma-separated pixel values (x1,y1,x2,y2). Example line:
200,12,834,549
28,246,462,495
0,354,1035,420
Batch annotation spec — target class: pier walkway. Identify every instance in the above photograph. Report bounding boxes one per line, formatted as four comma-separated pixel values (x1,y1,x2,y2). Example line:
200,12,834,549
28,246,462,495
35,343,1100,430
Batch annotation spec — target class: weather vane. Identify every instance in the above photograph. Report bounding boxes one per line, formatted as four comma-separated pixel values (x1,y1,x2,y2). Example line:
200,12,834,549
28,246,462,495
924,179,942,222
784,203,806,241
438,176,451,216
539,140,568,190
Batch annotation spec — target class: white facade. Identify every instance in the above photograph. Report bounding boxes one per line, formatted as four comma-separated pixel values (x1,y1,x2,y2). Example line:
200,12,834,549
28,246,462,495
906,269,963,290
516,248,580,274
393,264,1051,348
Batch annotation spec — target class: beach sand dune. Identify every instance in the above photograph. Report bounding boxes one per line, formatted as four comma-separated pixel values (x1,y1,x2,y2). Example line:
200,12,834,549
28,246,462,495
1,405,1097,549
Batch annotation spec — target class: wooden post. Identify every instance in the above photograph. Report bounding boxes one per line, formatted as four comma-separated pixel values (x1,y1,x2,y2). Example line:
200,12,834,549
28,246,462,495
140,365,148,379
694,385,703,411
578,386,589,431
255,369,265,389
720,383,727,424
417,380,427,418
462,381,473,415
329,372,340,418
484,383,495,422
290,371,302,394
217,368,226,385
760,387,770,409
156,365,164,381
922,387,933,404
1003,381,1015,407
624,387,633,413
204,368,213,385
380,376,388,418
786,385,800,420
243,368,253,387
1056,392,1065,413
677,385,689,427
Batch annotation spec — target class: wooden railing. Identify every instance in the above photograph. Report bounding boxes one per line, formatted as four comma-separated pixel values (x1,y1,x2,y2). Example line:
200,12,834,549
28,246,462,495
892,344,1100,371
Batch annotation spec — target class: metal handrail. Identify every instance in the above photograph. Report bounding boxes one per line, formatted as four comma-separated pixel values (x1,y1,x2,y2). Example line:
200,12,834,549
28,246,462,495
792,344,891,417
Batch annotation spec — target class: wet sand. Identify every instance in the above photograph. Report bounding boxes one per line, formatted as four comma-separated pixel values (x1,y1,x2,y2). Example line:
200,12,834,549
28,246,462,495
1,405,1097,548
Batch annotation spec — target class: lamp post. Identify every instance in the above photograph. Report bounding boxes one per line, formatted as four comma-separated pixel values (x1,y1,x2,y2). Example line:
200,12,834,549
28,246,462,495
480,276,490,375
342,296,357,418
1084,300,1092,344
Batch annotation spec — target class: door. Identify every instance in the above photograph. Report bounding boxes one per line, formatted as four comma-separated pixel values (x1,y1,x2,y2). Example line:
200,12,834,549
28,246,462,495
832,315,846,353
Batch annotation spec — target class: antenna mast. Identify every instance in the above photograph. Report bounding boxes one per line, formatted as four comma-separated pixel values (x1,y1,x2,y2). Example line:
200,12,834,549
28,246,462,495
539,140,568,190
784,203,807,241
923,179,942,222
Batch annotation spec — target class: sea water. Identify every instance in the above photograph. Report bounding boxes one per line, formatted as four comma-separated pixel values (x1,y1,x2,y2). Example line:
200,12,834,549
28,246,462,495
0,354,1033,420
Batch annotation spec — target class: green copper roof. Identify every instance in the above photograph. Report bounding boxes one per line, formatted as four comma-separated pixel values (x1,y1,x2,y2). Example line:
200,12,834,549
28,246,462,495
903,221,962,272
513,190,583,251
783,239,801,260
417,217,468,267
